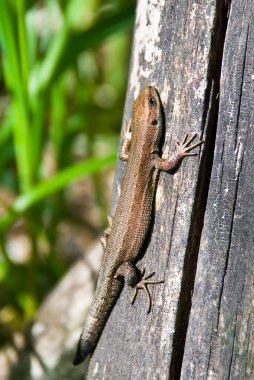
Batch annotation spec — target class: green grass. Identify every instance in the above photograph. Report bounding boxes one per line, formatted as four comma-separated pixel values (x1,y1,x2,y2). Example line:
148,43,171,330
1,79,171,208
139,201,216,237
0,0,134,341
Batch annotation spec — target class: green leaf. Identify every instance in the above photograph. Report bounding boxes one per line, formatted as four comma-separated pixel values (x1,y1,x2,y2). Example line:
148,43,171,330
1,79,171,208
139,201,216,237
30,4,135,95
0,153,116,232
0,1,32,192
17,0,29,89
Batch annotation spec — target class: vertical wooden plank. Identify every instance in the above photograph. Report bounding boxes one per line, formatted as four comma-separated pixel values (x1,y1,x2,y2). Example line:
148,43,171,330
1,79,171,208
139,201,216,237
85,0,228,378
181,1,254,379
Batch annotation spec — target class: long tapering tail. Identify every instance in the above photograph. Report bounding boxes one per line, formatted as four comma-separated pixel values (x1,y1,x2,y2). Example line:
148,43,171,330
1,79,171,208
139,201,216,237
72,276,123,365
73,337,94,365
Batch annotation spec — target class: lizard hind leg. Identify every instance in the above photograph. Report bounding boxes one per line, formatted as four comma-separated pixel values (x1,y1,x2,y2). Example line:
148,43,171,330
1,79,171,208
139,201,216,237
114,263,164,314
131,269,164,314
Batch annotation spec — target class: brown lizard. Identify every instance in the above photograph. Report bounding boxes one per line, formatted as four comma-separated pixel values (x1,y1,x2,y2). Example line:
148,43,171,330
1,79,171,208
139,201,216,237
73,85,204,365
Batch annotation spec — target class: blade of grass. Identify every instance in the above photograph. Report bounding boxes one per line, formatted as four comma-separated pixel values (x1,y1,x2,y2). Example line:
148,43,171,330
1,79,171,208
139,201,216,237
49,78,66,164
0,2,32,192
0,153,116,232
0,143,15,179
0,113,12,145
17,0,29,89
30,96,45,182
30,3,135,96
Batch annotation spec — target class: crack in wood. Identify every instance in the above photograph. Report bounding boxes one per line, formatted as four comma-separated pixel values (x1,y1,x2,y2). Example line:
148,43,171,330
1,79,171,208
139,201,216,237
234,24,249,151
169,1,230,378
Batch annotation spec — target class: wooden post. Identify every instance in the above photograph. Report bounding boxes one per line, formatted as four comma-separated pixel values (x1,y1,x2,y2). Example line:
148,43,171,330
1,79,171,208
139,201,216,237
86,1,254,379
181,1,254,379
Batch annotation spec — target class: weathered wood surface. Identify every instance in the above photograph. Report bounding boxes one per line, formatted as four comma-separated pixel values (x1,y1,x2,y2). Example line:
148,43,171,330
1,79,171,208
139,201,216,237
85,0,254,379
181,1,254,379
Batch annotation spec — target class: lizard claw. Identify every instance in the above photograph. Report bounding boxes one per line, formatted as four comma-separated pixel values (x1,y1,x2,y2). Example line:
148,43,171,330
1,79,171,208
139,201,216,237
176,133,204,158
131,269,164,314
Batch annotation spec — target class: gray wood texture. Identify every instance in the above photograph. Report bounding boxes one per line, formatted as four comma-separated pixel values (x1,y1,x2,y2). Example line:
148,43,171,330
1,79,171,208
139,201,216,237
86,1,254,379
181,1,254,379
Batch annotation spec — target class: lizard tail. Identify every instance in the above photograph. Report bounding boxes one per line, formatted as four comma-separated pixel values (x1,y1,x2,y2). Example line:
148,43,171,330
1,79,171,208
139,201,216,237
72,336,94,366
72,276,123,365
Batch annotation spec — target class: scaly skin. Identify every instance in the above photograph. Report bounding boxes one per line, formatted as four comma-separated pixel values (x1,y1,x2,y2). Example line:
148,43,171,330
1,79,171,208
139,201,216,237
73,86,204,365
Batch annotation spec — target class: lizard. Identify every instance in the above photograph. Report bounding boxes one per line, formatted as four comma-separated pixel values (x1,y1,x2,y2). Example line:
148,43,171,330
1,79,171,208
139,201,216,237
73,85,204,366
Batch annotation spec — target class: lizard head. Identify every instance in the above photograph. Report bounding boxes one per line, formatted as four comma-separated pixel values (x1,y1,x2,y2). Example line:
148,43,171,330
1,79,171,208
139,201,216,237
132,85,163,155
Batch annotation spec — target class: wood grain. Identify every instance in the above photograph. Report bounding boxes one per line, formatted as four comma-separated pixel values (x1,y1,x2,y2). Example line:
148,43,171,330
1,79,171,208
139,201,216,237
86,0,253,379
181,1,254,379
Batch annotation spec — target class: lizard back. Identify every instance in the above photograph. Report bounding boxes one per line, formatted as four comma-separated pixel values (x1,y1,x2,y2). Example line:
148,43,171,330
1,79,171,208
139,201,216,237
73,86,163,365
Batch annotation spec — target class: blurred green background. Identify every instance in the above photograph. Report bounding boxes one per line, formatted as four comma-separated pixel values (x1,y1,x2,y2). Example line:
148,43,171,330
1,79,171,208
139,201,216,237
0,0,134,347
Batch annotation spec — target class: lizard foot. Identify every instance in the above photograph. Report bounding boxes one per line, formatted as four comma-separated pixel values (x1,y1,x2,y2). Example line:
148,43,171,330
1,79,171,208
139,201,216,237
175,133,204,157
153,133,204,172
131,269,164,314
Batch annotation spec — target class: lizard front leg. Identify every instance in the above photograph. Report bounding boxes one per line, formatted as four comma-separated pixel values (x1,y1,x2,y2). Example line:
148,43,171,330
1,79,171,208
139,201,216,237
114,262,164,313
119,119,132,161
153,133,204,172
99,216,113,249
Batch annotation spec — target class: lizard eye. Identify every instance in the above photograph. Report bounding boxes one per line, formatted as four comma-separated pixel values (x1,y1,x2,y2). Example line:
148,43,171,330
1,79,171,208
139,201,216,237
151,120,158,126
148,97,156,106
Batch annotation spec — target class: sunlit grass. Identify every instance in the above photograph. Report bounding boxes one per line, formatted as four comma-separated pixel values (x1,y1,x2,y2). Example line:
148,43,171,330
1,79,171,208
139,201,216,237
0,0,134,336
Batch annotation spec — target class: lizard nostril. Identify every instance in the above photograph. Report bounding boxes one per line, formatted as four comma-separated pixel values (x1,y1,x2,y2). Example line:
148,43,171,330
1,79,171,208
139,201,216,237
151,120,158,126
